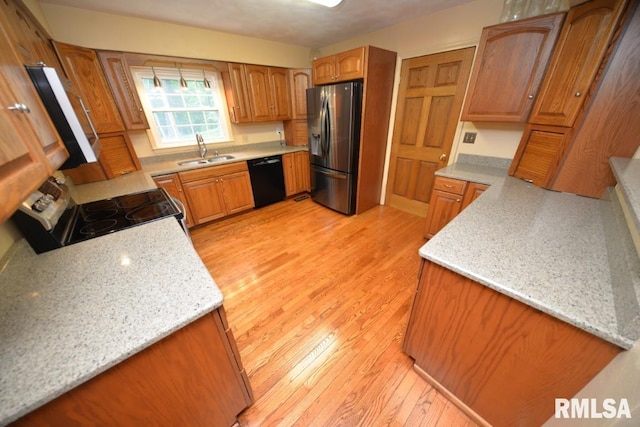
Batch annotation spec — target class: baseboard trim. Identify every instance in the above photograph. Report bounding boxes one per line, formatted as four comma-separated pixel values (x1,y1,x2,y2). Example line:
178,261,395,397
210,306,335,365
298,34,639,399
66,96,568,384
413,363,491,427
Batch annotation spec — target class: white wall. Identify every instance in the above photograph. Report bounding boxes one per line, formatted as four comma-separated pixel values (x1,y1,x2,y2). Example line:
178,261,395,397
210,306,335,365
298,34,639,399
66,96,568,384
37,3,312,68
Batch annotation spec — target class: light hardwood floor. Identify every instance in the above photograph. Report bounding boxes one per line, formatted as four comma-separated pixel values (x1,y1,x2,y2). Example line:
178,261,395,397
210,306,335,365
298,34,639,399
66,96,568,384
191,198,477,427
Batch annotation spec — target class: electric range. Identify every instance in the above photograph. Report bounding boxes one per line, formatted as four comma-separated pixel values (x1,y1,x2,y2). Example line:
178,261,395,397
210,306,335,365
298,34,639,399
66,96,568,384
12,176,184,254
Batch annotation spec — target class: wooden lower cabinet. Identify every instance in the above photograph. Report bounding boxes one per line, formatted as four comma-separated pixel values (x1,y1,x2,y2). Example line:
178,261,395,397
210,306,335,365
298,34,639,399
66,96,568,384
403,260,621,426
12,307,253,427
153,173,194,228
424,176,488,239
179,162,254,226
283,151,310,196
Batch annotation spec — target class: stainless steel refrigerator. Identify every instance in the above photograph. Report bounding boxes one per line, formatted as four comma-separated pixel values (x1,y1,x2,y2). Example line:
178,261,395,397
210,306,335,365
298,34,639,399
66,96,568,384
306,82,363,215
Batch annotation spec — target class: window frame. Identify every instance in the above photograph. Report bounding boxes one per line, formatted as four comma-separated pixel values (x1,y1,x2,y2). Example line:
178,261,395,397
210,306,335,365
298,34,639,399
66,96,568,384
131,66,233,150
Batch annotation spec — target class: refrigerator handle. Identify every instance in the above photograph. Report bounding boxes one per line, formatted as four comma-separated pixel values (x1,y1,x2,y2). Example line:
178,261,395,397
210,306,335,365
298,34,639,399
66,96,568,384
321,95,330,158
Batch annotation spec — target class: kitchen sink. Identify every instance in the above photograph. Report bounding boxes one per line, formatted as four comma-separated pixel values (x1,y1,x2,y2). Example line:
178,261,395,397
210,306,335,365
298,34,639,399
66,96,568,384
177,155,235,166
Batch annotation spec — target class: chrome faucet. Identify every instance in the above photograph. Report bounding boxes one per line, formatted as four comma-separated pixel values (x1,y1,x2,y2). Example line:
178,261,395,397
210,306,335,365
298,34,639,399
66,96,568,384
196,133,207,159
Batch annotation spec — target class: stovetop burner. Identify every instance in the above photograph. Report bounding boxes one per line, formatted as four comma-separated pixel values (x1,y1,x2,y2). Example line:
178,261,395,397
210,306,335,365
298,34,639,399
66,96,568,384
67,188,182,244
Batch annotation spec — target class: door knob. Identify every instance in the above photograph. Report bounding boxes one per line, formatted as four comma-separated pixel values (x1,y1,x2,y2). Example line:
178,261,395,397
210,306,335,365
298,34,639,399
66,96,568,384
439,153,447,161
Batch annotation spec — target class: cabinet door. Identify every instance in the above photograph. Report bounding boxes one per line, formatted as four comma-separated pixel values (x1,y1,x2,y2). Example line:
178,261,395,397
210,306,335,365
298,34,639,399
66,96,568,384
0,3,68,172
529,0,626,127
461,13,565,122
96,132,141,178
54,41,125,133
182,177,226,225
335,47,366,81
153,174,194,228
97,51,149,130
294,151,310,193
219,171,255,214
226,63,252,123
268,67,291,121
282,153,296,196
509,125,571,187
245,64,272,121
423,189,464,239
0,0,59,69
312,56,336,85
289,68,312,119
0,47,51,222
283,119,307,146
461,182,489,210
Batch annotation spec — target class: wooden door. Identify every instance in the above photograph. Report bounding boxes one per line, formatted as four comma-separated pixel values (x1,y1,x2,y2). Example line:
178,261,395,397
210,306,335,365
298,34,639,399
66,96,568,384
153,173,194,227
289,68,312,119
335,47,366,81
461,13,565,122
528,0,626,127
182,177,226,225
510,125,571,187
268,67,291,121
219,171,255,214
311,56,335,85
96,132,141,178
54,41,125,133
282,153,296,196
294,151,310,192
245,65,271,121
0,38,50,223
97,51,149,130
226,63,252,123
385,47,475,216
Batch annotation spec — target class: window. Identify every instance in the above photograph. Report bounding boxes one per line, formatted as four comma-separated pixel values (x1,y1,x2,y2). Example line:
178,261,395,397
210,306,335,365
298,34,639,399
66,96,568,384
132,67,232,149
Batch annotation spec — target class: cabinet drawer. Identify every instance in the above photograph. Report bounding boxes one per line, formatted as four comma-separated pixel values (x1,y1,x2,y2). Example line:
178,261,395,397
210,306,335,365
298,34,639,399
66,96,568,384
179,161,248,182
433,177,467,195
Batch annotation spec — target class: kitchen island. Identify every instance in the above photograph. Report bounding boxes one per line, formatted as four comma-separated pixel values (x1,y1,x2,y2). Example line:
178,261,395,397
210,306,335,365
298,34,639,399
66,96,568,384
404,155,640,426
0,217,251,426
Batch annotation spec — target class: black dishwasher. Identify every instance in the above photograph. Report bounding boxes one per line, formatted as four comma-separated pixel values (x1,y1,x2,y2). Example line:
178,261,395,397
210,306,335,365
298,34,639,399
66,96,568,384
247,155,286,208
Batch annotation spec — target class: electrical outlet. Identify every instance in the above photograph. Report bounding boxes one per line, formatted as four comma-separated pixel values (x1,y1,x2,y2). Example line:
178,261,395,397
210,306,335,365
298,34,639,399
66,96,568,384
463,132,477,144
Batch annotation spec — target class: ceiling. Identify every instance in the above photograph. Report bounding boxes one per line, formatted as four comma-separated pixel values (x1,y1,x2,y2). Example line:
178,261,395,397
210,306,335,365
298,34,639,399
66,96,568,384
39,0,475,49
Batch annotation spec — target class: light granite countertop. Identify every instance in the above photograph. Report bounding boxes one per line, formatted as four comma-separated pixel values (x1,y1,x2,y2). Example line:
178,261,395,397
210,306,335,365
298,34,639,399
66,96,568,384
0,140,307,425
0,219,224,426
140,141,307,177
421,155,640,349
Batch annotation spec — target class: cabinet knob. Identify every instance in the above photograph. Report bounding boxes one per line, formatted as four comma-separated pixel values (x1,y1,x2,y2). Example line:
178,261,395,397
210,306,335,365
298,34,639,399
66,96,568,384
575,92,582,97
138,108,143,112
439,153,447,161
528,94,534,100
8,103,30,113
456,199,461,202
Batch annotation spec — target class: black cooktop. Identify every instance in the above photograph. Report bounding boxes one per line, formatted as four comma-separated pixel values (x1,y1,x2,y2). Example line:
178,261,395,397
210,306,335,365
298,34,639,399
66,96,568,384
67,188,181,244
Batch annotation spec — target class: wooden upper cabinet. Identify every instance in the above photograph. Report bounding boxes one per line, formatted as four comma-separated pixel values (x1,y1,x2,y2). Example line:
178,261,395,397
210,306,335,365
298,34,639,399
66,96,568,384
245,64,291,122
0,0,59,69
96,131,141,178
225,63,252,123
461,13,565,122
0,26,53,223
54,41,125,134
312,47,366,85
289,68,312,119
529,0,627,127
267,67,292,121
97,50,149,130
